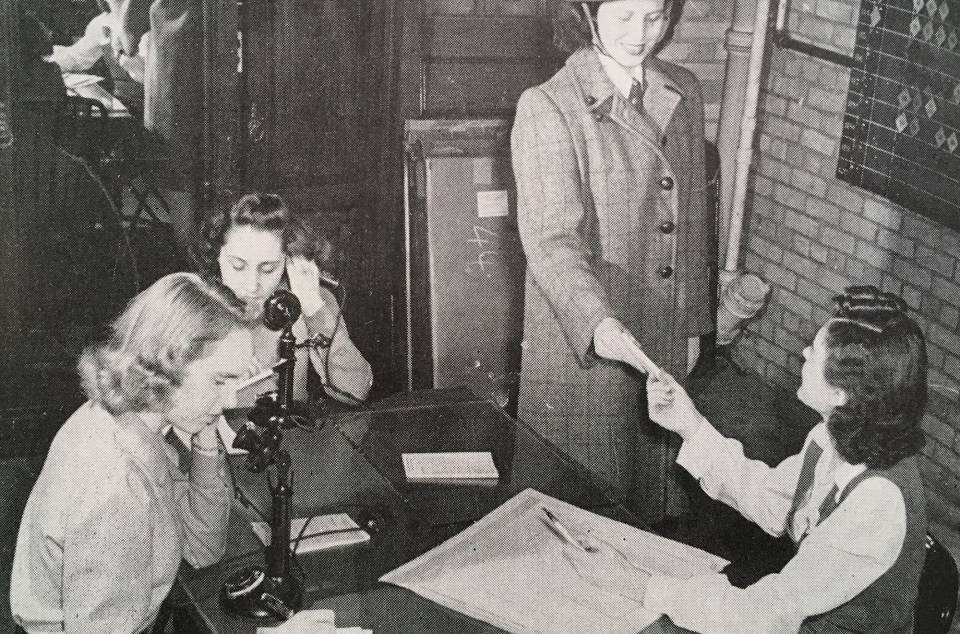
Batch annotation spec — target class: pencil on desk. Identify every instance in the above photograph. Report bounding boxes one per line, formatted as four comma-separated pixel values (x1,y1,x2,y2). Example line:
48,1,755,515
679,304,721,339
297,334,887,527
236,359,288,391
541,507,596,552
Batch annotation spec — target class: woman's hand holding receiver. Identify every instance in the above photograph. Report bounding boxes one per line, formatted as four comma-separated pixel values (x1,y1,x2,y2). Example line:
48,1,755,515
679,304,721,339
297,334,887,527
192,420,220,454
286,255,326,318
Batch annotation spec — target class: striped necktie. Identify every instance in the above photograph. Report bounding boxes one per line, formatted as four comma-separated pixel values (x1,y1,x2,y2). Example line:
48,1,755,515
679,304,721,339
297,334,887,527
628,79,644,113
165,427,192,474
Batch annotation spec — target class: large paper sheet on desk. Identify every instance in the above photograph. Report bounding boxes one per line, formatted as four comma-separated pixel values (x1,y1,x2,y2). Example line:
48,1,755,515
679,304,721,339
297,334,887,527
380,488,728,634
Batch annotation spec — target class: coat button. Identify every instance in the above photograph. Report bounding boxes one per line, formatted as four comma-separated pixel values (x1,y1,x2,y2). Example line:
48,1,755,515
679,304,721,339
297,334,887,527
585,95,597,105
658,265,673,279
660,176,674,190
593,112,604,122
659,220,675,234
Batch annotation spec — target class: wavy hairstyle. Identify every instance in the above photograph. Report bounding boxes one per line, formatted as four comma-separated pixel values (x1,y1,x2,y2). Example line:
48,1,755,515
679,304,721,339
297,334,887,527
79,272,247,415
552,0,682,55
824,286,927,469
191,192,334,280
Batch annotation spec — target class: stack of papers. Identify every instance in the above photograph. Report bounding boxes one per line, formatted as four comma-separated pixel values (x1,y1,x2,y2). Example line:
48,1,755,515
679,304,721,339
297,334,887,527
401,451,499,484
256,609,372,633
62,73,104,89
251,514,370,553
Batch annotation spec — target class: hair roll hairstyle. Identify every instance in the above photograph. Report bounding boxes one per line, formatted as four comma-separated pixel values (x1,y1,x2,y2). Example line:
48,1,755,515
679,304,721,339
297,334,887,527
192,193,335,280
825,285,927,469
79,272,246,415
552,0,682,54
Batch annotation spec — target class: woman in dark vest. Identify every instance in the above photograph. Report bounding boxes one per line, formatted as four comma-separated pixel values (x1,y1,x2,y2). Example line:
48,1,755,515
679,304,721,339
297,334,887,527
564,285,928,633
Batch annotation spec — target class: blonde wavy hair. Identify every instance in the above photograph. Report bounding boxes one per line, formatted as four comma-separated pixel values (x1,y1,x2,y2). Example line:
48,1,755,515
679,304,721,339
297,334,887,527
79,272,247,415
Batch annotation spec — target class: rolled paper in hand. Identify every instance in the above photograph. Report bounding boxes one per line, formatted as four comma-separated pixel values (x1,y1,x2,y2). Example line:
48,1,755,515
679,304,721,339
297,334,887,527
632,345,661,377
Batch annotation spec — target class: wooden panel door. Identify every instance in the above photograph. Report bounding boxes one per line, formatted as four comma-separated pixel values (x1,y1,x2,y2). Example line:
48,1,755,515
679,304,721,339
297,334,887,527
221,0,565,396
233,0,407,394
398,0,562,119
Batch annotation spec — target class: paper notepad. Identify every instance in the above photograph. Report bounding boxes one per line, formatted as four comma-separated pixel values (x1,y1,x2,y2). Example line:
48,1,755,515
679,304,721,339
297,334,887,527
255,609,373,634
402,452,499,481
251,514,370,554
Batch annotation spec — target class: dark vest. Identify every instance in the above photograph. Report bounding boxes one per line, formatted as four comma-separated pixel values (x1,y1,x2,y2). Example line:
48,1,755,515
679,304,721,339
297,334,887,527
785,441,927,634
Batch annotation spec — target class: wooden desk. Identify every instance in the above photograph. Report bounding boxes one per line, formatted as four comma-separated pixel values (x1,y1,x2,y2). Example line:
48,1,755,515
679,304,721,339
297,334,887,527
179,388,689,633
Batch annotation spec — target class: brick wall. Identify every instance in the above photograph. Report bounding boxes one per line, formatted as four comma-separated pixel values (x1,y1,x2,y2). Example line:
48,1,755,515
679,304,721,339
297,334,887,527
734,2,960,542
659,0,734,140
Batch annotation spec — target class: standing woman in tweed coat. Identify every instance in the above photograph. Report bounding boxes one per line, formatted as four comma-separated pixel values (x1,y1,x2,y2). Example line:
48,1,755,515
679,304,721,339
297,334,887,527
511,0,713,523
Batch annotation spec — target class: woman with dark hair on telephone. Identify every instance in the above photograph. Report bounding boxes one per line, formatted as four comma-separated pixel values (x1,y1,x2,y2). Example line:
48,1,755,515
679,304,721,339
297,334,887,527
193,192,372,407
11,272,251,633
565,286,929,633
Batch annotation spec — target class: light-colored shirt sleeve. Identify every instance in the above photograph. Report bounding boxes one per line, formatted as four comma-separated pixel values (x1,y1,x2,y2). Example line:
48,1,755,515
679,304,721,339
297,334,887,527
46,13,111,73
62,466,156,633
675,419,808,536
644,422,907,633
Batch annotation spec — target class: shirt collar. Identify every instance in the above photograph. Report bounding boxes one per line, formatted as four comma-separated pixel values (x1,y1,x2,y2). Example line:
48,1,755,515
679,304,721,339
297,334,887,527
831,459,868,498
596,53,646,99
568,48,685,142
811,423,868,499
161,423,194,448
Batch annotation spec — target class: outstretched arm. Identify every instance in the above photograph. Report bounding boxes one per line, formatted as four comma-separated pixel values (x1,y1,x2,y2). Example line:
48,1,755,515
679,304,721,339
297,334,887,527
647,371,804,535
512,87,613,367
643,477,906,633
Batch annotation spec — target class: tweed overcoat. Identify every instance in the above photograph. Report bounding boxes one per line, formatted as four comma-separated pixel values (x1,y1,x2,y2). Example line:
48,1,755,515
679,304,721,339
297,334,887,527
511,48,713,522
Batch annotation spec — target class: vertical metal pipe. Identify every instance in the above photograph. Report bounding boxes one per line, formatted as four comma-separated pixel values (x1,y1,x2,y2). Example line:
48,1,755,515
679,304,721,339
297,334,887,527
724,0,773,273
715,0,758,269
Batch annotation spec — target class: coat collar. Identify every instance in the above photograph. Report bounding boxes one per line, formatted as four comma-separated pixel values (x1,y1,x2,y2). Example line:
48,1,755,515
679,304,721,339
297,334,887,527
566,47,684,144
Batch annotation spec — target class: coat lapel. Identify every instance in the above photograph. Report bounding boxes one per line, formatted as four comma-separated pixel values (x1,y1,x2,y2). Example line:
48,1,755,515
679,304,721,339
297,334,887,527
643,59,685,138
567,49,684,148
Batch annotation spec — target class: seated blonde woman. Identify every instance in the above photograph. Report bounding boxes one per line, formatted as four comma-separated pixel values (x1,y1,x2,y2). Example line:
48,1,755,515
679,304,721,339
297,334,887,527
11,272,252,634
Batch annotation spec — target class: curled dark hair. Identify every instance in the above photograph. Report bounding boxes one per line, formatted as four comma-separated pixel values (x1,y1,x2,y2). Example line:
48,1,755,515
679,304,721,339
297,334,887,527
191,192,335,279
825,286,927,469
552,0,682,54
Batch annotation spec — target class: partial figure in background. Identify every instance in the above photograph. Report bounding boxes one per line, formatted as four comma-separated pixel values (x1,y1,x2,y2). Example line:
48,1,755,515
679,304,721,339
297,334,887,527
567,286,929,633
10,272,250,633
44,2,148,116
107,0,201,253
193,192,373,407
511,0,713,523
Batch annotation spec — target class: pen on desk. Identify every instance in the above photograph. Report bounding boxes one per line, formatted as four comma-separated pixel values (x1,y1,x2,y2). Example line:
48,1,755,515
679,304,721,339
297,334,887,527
542,507,596,552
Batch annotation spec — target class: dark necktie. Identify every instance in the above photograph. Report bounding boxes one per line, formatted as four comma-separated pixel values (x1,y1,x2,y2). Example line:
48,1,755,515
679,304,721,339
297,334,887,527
165,428,192,474
628,80,644,113
817,483,843,520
